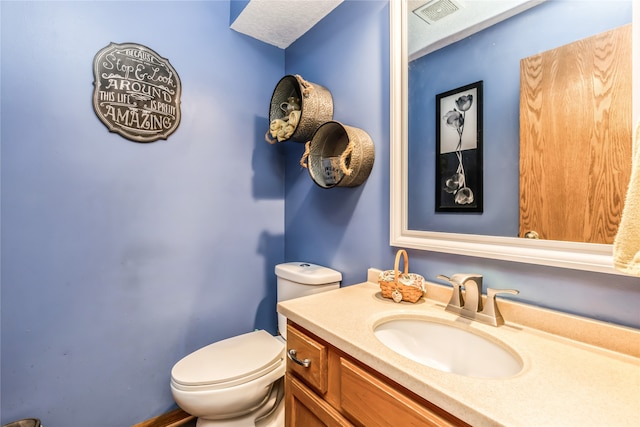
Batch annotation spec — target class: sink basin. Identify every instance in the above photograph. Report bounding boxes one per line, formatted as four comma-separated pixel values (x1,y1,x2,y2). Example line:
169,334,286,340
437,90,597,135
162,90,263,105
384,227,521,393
374,318,522,378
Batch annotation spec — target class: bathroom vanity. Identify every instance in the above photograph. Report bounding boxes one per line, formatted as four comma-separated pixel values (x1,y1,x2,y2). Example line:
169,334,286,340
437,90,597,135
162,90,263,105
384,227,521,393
277,270,640,427
285,322,467,426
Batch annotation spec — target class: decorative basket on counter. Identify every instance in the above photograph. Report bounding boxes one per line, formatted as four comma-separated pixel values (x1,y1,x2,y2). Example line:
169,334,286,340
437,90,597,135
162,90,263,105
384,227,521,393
300,121,375,188
379,249,426,303
266,74,334,144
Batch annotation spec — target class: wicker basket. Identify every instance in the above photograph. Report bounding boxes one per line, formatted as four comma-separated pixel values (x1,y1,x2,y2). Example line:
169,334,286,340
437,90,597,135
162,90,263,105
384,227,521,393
379,250,425,303
300,121,375,188
267,74,333,143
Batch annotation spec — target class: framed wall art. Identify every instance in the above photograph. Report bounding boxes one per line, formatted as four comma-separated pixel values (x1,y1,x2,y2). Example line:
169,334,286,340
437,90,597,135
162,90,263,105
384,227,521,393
435,81,483,212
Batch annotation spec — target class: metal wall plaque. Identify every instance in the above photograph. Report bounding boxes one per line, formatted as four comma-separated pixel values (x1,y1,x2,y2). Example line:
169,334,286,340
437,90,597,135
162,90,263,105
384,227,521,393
93,42,182,143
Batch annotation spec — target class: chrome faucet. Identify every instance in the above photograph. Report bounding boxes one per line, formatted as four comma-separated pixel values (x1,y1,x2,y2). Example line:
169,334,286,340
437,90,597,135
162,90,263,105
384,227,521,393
437,274,519,327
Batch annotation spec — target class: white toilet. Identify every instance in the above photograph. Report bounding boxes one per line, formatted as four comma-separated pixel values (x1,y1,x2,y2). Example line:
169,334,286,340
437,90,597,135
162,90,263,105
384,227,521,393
170,262,341,427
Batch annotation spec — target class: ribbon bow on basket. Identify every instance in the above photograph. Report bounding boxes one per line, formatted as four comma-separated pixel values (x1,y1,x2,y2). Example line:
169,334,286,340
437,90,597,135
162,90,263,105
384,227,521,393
378,249,426,303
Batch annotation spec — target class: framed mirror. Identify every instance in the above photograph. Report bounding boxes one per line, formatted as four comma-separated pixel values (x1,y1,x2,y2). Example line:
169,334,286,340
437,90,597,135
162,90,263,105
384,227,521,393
389,0,635,275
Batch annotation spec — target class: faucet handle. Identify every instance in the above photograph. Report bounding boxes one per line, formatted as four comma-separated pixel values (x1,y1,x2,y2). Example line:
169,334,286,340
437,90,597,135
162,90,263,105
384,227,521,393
481,288,519,326
436,274,464,308
436,274,451,282
487,288,519,299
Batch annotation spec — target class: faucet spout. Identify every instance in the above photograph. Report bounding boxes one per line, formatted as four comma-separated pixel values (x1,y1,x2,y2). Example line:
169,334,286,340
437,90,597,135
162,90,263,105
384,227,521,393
450,273,483,313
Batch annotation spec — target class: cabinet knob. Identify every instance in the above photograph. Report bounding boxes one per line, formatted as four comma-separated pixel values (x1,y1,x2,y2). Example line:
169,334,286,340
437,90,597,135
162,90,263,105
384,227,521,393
288,349,311,368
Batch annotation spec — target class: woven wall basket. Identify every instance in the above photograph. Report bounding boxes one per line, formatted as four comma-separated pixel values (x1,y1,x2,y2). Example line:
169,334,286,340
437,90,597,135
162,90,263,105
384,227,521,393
267,74,334,143
300,121,375,189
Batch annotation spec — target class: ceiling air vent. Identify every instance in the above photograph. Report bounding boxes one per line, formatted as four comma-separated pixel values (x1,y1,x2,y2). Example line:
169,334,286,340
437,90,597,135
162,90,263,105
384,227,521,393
413,0,460,24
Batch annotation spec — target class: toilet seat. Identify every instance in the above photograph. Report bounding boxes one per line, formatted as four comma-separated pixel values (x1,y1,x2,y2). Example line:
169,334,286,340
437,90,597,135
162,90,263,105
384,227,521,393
171,330,284,391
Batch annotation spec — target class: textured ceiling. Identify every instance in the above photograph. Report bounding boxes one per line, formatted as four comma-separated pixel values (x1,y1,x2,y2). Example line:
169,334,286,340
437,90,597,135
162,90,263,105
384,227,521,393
230,0,344,49
230,0,544,58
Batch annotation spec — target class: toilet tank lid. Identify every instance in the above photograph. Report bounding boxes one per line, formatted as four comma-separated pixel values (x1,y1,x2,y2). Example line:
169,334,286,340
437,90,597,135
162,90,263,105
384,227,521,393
275,262,342,285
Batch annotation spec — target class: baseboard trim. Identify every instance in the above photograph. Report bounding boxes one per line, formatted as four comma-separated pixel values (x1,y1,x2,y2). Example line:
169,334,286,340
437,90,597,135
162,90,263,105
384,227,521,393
132,408,195,427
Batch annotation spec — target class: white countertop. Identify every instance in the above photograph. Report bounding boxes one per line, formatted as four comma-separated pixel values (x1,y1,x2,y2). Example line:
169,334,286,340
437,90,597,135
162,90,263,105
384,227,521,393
277,279,640,427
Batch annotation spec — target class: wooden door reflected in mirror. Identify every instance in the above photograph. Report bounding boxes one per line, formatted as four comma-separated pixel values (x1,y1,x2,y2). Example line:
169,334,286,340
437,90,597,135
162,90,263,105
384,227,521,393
519,24,632,244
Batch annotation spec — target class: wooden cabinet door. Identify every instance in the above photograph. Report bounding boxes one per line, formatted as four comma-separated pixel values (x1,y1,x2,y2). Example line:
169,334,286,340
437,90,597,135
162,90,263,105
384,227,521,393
285,323,469,427
285,374,353,427
519,24,632,243
339,358,467,427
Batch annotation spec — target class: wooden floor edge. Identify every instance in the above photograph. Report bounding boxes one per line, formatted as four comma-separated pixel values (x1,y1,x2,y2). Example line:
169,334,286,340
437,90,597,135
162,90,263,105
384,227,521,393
132,408,195,427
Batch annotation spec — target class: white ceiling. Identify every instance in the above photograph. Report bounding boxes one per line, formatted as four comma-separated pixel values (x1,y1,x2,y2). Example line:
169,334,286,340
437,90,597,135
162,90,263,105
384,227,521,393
230,0,544,59
230,0,344,49
408,0,545,61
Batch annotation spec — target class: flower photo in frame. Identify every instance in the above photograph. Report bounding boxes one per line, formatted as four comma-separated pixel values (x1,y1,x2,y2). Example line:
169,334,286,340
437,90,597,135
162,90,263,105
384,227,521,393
435,81,483,212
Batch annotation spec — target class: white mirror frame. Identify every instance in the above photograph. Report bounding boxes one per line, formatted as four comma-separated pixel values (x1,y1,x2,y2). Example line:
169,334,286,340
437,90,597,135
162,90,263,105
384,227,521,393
389,0,631,276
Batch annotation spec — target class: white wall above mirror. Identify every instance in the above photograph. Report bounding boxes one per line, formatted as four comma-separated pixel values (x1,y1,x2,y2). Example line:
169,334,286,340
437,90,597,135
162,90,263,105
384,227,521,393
390,0,637,276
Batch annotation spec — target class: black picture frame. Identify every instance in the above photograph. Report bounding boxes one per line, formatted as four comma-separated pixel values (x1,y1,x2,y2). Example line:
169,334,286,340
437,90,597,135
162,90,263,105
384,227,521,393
435,81,483,212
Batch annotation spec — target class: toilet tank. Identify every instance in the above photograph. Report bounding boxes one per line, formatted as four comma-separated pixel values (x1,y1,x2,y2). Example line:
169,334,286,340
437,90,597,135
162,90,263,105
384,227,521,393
275,262,342,339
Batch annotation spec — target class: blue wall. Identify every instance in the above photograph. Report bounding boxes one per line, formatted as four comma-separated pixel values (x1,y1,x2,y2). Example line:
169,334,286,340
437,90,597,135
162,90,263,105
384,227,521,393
1,1,284,425
2,1,639,426
284,1,639,326
283,0,392,278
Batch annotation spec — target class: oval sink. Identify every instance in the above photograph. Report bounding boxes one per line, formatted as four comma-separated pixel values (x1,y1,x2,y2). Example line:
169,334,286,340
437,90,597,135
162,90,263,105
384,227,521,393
374,318,522,378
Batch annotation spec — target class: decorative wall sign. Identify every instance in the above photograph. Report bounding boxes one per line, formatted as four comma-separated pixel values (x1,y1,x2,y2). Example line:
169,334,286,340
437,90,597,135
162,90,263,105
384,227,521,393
93,42,182,143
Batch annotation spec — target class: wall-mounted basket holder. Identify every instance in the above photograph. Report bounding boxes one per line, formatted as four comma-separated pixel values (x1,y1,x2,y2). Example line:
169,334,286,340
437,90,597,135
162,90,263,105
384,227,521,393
266,74,333,144
300,121,375,188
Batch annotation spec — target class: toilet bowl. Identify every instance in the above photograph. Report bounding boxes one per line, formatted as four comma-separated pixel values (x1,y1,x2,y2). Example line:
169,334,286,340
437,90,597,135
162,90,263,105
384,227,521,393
171,330,285,427
170,262,341,427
